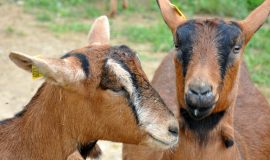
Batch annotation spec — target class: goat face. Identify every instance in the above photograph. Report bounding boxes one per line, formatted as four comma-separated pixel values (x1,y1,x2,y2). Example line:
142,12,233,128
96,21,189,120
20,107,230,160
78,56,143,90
157,0,270,120
9,16,179,149
73,44,179,149
174,19,243,120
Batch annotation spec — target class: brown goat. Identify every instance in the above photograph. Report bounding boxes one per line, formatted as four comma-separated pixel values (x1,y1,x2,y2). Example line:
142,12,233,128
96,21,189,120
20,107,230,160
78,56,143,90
123,0,270,160
109,0,128,17
0,16,179,160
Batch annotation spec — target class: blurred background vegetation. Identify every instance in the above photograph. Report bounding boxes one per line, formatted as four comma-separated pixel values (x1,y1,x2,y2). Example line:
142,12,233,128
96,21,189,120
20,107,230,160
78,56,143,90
7,0,270,87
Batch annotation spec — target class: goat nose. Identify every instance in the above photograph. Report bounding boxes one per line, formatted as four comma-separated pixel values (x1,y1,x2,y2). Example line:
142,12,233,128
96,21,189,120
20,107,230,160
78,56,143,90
189,83,212,96
168,125,179,137
187,83,214,109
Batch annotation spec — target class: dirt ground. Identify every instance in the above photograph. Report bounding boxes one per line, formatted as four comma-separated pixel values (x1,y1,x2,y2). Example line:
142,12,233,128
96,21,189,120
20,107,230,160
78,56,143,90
0,2,269,160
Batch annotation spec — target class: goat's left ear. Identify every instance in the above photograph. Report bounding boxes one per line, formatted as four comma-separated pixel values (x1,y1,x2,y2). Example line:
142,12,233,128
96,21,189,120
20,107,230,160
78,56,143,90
9,52,86,85
156,0,186,39
87,15,110,45
239,0,270,43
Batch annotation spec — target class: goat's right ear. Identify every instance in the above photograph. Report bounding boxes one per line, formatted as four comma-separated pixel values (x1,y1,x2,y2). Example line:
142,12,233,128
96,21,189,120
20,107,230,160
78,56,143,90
156,0,186,37
87,16,110,45
9,52,86,85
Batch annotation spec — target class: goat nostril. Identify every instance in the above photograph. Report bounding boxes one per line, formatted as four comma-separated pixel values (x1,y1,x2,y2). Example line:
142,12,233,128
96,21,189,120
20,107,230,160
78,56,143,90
168,126,179,137
189,84,212,96
189,89,199,95
200,85,212,96
201,90,210,96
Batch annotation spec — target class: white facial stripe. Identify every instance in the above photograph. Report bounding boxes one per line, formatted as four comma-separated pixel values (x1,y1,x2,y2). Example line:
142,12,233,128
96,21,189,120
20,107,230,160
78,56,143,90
106,58,166,139
106,59,155,126
106,59,134,95
106,59,142,121
106,59,177,146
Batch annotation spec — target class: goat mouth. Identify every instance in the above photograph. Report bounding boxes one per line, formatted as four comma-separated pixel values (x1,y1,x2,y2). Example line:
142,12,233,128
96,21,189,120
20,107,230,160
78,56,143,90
187,106,213,120
148,133,178,148
184,98,216,120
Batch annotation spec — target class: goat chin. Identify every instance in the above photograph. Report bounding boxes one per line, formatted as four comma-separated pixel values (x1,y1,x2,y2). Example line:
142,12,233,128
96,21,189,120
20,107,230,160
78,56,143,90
138,135,178,151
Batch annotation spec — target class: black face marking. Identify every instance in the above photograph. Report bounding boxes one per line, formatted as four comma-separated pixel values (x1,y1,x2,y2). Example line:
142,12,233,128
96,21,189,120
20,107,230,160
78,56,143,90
99,57,140,125
118,61,146,126
181,108,225,144
109,45,137,60
61,53,90,77
175,20,196,76
118,45,135,54
78,141,98,159
216,21,242,79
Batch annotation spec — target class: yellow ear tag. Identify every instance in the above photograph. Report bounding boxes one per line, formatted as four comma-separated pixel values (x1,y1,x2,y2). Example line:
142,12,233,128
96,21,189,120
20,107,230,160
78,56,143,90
32,65,43,80
31,56,43,80
169,3,187,20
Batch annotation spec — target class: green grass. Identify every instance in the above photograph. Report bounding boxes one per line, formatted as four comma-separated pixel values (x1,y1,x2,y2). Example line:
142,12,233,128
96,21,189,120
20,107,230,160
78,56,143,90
36,13,52,22
4,26,26,36
192,0,248,18
24,0,104,20
121,23,173,52
171,0,263,18
246,0,264,10
245,27,270,86
4,26,15,34
48,23,89,33
138,54,161,62
21,0,270,86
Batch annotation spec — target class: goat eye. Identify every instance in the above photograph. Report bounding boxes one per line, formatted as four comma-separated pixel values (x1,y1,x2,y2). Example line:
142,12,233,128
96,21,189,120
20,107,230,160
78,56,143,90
110,87,127,96
175,43,180,50
233,45,241,54
112,87,123,93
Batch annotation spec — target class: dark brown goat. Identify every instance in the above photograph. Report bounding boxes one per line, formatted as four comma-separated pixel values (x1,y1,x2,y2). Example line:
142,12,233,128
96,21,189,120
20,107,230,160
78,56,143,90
123,0,270,160
0,16,179,160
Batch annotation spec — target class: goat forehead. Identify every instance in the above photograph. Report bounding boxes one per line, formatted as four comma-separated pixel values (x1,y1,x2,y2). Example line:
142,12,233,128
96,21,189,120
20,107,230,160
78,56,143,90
109,45,137,59
108,45,143,76
177,19,242,43
176,20,242,77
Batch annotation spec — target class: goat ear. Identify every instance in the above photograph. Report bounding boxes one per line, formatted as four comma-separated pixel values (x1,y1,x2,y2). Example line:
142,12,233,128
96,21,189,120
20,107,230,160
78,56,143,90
156,0,186,37
239,0,270,43
9,52,86,85
87,16,110,45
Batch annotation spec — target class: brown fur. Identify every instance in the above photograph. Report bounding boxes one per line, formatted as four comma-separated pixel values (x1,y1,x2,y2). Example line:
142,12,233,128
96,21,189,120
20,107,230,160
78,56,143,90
1,16,178,160
123,52,270,160
123,0,270,159
174,20,239,146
